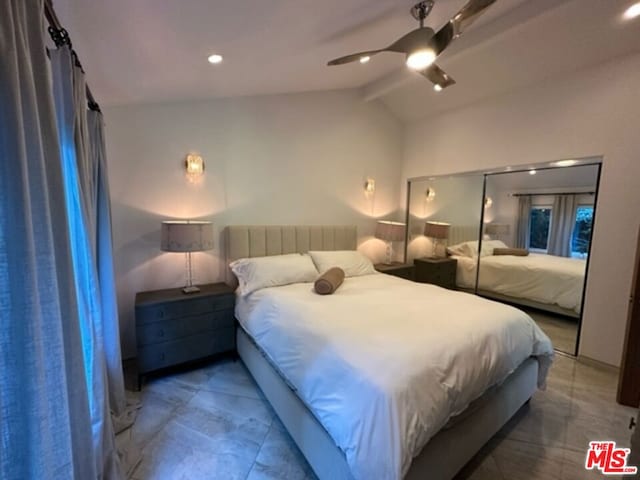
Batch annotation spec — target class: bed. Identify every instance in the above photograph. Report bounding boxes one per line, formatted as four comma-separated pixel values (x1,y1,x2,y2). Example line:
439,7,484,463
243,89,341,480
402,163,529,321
450,240,586,318
226,225,554,480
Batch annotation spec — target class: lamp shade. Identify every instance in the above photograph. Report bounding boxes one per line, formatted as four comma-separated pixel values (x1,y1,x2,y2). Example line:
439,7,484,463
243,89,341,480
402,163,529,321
424,221,450,239
161,221,214,252
375,221,406,242
485,223,511,235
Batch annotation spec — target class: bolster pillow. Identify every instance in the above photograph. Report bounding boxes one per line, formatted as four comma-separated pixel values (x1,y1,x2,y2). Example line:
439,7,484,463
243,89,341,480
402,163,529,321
314,267,345,295
493,247,529,256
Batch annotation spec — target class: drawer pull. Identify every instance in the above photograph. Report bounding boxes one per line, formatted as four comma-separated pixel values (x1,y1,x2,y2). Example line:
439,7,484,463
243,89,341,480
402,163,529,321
158,329,164,337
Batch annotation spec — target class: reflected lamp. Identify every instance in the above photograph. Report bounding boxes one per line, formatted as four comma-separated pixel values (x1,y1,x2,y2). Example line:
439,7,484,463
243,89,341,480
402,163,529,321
424,221,450,258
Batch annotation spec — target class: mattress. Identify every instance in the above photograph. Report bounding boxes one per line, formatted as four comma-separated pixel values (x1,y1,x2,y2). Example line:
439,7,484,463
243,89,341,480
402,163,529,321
454,253,586,313
235,273,554,480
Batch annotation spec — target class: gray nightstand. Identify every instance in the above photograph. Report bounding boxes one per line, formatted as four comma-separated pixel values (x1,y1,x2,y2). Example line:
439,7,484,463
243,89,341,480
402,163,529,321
375,262,415,281
414,257,457,289
135,282,235,389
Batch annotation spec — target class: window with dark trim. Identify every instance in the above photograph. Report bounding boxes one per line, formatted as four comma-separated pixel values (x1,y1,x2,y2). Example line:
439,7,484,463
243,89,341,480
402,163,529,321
571,205,593,257
529,206,552,251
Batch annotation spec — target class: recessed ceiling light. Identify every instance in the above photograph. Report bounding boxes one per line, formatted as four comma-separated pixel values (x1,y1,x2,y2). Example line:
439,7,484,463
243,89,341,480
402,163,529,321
552,159,578,167
623,2,640,19
207,54,223,64
529,169,537,175
433,84,443,92
406,49,436,70
359,56,370,64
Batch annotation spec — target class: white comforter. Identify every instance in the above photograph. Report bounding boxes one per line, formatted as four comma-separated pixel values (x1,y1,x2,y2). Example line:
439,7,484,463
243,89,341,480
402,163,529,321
236,273,554,480
454,254,586,313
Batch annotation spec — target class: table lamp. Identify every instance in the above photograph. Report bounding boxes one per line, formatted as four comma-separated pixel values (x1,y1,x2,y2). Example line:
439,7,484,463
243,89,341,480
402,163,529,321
161,220,214,293
375,220,406,265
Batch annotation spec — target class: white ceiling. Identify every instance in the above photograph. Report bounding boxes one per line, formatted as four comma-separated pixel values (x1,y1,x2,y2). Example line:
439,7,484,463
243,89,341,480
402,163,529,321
55,0,640,121
488,164,600,193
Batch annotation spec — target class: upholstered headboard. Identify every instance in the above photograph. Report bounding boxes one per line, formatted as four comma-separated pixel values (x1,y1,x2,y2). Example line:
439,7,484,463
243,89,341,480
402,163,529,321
226,225,358,264
448,225,481,246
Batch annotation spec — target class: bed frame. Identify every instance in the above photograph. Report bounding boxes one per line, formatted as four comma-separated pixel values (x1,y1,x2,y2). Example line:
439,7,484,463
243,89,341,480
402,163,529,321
226,225,539,480
476,290,580,319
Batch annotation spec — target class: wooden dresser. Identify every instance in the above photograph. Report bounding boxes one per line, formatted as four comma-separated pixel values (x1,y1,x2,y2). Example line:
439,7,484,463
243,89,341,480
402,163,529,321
135,283,235,389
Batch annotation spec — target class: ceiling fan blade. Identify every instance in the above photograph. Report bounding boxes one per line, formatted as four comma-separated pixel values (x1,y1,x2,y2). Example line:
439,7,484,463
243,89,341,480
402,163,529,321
328,27,434,66
418,64,456,89
430,0,497,56
387,27,435,54
327,49,385,66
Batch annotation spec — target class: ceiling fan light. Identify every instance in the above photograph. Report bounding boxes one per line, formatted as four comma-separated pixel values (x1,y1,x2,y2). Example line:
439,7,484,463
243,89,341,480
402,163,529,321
406,49,436,70
623,2,640,19
434,84,443,92
359,56,371,64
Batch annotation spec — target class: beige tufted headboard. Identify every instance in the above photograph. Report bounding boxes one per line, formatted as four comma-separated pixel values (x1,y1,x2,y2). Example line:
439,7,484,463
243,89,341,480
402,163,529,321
448,225,482,246
226,225,358,265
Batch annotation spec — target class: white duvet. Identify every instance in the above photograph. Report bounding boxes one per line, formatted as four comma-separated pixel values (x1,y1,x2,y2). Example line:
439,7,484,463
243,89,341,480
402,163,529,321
236,273,554,480
454,254,586,313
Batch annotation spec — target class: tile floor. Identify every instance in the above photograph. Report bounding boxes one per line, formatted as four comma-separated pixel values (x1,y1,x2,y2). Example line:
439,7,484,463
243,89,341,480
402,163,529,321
127,354,637,480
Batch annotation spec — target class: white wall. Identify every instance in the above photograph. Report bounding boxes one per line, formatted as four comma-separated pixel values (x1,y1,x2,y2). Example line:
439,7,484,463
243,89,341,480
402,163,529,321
105,89,403,358
402,53,640,367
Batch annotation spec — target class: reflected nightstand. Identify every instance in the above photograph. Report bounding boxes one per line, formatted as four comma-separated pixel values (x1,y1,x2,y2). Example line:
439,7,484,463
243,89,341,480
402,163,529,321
414,257,457,289
374,262,415,281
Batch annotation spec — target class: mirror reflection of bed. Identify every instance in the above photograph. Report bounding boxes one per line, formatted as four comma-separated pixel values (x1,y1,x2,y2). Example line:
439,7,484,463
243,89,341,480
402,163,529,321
405,160,601,356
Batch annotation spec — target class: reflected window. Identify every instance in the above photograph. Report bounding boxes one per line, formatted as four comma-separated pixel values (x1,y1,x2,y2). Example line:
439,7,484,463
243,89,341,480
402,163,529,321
571,205,593,258
529,206,552,252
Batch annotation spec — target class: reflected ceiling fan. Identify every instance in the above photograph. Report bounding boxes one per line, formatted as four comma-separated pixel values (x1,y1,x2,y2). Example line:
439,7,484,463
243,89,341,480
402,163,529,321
327,0,497,91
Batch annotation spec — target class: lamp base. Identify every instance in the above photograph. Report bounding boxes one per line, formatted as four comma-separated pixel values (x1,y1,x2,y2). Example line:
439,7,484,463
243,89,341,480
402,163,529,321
182,285,201,294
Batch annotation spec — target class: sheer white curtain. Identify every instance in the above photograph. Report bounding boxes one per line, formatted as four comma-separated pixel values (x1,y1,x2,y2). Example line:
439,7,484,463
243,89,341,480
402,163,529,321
515,195,531,248
50,45,124,478
89,109,126,414
548,194,577,257
0,1,96,478
1,1,125,478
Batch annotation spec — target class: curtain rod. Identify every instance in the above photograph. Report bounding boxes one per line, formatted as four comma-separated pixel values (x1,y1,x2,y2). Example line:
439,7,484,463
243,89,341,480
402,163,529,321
511,191,595,197
44,0,100,112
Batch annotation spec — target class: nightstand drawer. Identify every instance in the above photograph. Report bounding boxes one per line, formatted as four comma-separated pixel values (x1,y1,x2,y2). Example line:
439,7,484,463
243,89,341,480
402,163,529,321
136,310,234,346
136,295,234,324
414,257,457,289
429,271,456,288
137,327,235,373
211,294,234,312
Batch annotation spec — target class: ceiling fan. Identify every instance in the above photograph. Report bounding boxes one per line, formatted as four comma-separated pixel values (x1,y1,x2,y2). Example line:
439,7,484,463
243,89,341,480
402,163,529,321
327,0,497,91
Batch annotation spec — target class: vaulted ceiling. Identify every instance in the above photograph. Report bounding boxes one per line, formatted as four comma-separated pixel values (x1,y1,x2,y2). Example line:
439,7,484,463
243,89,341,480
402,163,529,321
55,0,640,121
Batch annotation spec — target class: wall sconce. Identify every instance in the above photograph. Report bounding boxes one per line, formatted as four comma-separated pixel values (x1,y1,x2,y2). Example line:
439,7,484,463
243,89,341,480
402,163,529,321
185,154,205,183
425,187,436,202
364,178,376,198
484,196,493,209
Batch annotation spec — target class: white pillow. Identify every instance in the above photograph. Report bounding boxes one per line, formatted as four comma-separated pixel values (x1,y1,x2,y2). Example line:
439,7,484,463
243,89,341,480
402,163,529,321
446,242,472,257
308,250,376,277
230,254,318,296
446,240,508,257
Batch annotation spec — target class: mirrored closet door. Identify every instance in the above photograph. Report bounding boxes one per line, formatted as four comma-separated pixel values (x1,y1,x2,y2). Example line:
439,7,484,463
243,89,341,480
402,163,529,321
480,163,600,355
405,159,602,355
405,174,485,292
